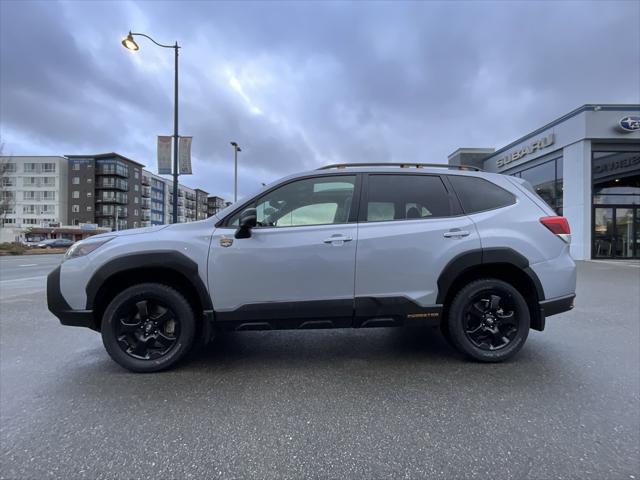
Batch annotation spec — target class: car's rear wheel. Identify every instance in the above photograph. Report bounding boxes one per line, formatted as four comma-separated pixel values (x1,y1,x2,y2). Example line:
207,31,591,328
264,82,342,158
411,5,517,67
101,283,196,372
447,278,530,362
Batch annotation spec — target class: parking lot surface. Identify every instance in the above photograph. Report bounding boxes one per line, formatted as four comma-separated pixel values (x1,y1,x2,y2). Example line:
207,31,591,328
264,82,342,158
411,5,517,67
1,256,639,479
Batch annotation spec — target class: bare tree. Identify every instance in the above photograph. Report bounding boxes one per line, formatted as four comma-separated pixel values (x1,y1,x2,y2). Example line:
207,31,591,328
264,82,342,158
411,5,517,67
0,143,16,223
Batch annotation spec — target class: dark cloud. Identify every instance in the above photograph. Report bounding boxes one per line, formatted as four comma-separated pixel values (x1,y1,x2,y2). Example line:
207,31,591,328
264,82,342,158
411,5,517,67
1,0,638,199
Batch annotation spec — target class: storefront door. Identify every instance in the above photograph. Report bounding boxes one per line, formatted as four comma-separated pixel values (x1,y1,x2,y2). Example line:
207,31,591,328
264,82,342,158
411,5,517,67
593,206,640,259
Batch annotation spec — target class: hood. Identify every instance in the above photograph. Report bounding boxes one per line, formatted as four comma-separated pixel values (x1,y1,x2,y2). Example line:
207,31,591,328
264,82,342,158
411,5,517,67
90,225,170,240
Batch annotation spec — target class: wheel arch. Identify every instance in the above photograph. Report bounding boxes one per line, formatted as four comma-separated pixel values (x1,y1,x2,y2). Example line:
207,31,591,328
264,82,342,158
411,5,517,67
86,251,212,331
437,248,545,331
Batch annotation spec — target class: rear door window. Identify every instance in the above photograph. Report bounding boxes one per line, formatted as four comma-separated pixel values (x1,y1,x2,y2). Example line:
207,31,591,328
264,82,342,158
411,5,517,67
364,174,453,221
448,175,516,214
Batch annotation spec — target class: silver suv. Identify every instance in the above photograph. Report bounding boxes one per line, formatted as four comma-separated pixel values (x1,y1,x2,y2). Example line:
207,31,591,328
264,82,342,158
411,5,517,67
47,163,576,372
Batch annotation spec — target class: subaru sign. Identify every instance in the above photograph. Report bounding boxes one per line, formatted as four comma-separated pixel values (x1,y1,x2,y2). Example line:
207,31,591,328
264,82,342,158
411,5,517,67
619,116,640,132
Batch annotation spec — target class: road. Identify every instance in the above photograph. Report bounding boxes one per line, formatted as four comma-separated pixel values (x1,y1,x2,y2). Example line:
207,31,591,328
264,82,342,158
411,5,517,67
0,254,63,302
0,256,639,479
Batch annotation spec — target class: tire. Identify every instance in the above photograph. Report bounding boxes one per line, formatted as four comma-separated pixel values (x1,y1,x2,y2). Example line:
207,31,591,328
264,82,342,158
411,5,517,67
447,278,530,362
101,283,196,373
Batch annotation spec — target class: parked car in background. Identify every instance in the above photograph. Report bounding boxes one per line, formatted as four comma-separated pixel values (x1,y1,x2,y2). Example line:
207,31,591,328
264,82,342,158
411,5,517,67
37,239,75,249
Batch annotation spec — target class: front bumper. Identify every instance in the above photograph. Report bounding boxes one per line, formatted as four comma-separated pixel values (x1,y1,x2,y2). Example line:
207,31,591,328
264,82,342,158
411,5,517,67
47,265,96,330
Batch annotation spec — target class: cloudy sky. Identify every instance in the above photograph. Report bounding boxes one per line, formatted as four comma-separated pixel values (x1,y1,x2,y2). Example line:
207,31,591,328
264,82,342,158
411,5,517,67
1,0,638,199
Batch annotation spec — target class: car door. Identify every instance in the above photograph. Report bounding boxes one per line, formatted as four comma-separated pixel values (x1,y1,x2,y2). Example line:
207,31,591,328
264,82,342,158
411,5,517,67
354,173,481,326
209,174,360,329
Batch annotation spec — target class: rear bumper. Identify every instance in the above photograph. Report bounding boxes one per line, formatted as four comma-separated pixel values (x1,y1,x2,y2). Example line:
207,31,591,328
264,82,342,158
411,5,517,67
539,293,576,318
47,266,96,330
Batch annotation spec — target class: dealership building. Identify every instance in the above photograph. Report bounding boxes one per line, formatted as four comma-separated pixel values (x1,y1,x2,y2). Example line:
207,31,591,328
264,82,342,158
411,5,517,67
448,104,640,260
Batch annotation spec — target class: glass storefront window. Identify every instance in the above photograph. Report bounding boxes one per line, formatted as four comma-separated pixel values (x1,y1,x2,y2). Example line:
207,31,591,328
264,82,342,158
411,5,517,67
507,157,563,214
592,150,640,259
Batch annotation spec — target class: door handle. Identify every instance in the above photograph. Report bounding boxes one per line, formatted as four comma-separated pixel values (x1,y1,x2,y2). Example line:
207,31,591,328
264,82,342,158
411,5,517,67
443,230,470,238
323,234,353,245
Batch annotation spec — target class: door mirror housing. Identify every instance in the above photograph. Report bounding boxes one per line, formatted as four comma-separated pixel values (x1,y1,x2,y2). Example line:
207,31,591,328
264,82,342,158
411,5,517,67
235,208,257,239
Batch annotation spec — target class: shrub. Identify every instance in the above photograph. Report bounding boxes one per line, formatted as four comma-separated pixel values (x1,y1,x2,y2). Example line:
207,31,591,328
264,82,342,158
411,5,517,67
0,242,26,255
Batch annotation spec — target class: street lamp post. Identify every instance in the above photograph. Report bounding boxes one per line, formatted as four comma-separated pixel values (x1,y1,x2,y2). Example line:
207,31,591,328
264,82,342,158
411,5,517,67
122,31,181,224
230,141,242,202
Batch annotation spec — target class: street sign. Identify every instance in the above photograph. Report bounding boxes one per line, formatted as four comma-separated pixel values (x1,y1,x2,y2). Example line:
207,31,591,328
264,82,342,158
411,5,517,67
179,136,193,174
157,136,172,174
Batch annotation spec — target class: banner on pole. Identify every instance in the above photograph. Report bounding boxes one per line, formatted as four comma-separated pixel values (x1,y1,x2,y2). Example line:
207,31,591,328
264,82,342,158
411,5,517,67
179,136,193,174
157,136,172,174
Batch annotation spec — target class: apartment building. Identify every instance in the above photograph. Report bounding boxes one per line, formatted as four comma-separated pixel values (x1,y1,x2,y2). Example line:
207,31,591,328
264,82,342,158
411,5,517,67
1,153,215,241
195,189,209,220
162,181,208,223
66,153,145,230
207,195,227,216
0,156,68,242
142,170,168,227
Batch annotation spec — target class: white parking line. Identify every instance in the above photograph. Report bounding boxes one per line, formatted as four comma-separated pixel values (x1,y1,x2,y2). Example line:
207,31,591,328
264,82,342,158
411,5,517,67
586,260,640,268
0,275,47,283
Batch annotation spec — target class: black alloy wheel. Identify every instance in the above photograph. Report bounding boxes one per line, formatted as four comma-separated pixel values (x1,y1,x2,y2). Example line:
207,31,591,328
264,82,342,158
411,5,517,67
115,299,180,360
463,291,518,351
446,278,530,362
101,283,196,373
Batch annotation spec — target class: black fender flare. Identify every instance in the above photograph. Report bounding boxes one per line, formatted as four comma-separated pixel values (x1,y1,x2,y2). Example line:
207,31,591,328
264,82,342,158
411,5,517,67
85,250,212,311
436,247,545,304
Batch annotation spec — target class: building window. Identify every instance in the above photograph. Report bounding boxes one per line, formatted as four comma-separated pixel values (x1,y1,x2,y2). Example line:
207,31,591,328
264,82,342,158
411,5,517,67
134,196,139,204
73,163,80,171
87,206,92,211
42,163,56,173
134,170,140,179
73,177,80,185
134,184,139,192
87,178,92,183
73,191,80,199
507,157,563,215
87,192,92,197
134,209,139,216
72,205,80,213
3,163,17,173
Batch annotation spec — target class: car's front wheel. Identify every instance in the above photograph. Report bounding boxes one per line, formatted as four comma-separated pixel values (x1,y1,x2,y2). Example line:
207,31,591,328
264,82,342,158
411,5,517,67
101,283,196,372
446,278,530,362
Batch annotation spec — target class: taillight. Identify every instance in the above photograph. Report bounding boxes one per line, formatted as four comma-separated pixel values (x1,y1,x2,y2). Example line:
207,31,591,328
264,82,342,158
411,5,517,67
540,216,571,243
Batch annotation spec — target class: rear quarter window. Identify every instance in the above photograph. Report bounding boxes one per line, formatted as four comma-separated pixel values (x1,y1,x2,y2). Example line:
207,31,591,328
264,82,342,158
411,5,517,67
448,175,516,214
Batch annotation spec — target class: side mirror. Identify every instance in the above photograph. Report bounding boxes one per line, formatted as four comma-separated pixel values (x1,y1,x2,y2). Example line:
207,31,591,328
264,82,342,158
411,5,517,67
235,208,257,239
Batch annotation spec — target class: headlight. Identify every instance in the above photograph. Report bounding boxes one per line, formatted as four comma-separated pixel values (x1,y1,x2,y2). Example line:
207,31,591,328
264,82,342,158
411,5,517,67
63,236,115,262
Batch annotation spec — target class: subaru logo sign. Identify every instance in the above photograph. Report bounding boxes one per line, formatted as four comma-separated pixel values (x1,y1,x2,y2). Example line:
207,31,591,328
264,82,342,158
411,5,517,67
619,115,640,132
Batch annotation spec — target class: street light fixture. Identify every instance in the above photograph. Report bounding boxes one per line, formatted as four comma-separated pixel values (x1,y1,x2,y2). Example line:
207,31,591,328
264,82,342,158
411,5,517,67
121,33,139,51
230,141,242,202
121,30,181,224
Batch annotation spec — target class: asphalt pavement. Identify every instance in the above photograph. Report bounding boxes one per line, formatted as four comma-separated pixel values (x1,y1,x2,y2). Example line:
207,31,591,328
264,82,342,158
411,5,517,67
0,256,638,479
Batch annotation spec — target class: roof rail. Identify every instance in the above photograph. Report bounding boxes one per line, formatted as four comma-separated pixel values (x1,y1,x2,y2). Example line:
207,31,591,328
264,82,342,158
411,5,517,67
316,162,483,172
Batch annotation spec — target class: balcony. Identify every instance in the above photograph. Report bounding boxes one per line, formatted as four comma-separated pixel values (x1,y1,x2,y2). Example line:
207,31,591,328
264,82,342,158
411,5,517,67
96,178,128,191
96,166,128,178
96,194,128,205
141,176,151,186
141,198,151,209
142,186,151,198
142,212,151,221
